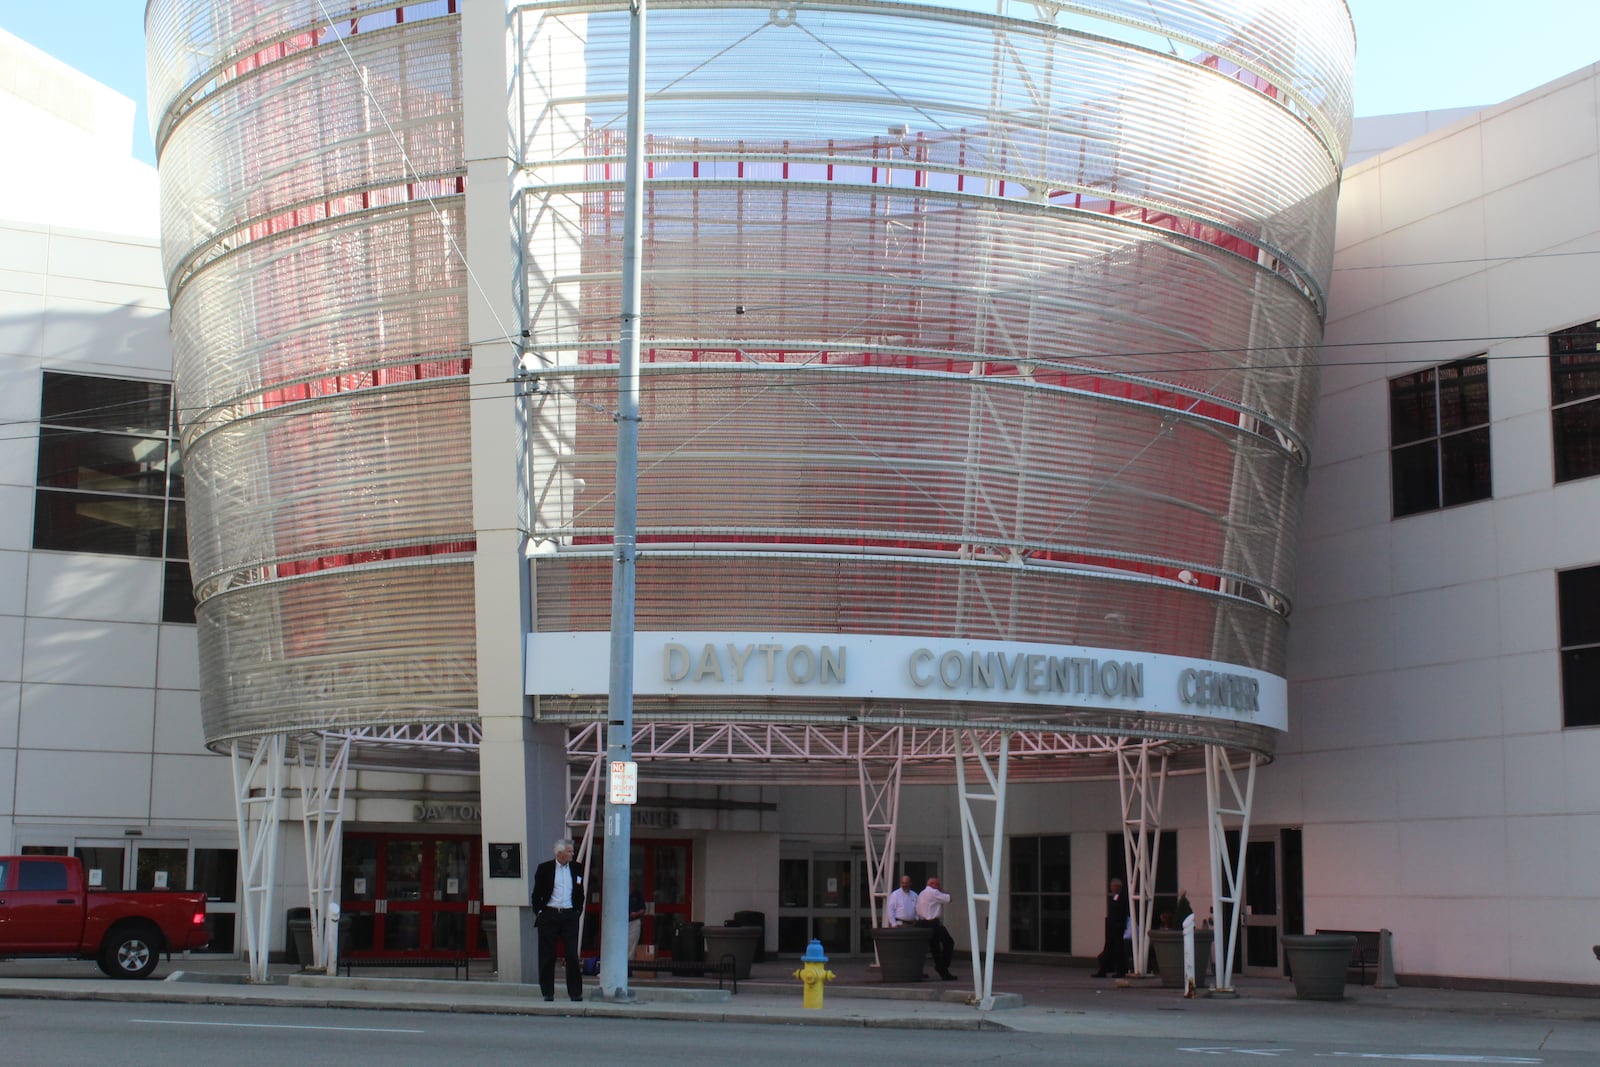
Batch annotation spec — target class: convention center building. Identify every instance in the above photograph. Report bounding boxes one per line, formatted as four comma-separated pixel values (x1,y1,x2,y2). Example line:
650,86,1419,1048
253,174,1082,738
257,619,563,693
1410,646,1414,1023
1,0,1597,991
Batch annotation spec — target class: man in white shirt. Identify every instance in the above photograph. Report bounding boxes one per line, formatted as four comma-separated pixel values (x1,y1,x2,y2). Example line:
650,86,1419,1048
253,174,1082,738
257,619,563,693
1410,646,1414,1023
915,875,957,980
532,838,586,1002
886,874,920,927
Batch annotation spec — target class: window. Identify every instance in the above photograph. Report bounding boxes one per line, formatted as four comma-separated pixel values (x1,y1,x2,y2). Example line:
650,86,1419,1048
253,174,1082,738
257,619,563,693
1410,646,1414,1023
33,372,195,623
18,860,69,892
1550,320,1600,482
1008,835,1070,952
1559,565,1600,728
1108,832,1179,926
1389,356,1491,517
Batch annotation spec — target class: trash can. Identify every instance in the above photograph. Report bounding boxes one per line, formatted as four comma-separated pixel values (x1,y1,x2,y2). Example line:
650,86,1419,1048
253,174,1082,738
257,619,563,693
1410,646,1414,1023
732,910,766,963
674,920,705,962
286,907,313,968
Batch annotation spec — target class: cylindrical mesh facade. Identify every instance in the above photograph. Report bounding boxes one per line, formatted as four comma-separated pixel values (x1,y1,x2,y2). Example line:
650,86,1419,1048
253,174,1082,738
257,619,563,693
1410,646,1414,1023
519,0,1353,750
149,0,1352,757
148,1,474,744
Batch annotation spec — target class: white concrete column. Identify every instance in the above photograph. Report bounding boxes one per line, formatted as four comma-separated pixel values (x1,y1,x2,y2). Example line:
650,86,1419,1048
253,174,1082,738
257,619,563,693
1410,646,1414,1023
463,0,567,984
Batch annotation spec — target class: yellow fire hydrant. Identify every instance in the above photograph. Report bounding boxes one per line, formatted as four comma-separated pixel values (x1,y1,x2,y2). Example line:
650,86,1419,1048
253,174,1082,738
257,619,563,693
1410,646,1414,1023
793,938,835,1009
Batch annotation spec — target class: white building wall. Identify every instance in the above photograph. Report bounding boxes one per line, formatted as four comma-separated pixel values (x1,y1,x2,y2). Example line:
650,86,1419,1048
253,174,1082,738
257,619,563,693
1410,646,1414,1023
1284,60,1600,985
0,29,233,911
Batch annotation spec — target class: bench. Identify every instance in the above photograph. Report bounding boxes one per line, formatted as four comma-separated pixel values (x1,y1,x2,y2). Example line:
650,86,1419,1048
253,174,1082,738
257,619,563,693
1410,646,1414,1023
339,954,473,980
627,953,739,993
1315,929,1381,986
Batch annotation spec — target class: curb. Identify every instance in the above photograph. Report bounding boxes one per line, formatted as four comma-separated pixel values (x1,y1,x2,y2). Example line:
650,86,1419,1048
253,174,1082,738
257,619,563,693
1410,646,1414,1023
0,979,999,1031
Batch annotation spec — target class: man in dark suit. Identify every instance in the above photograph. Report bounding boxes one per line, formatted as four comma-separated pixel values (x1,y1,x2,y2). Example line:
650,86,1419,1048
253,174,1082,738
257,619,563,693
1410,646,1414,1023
531,838,585,1002
1094,876,1131,977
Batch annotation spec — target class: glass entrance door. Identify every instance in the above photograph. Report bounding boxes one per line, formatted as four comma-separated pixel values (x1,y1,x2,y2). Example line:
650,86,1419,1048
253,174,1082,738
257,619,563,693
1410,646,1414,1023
777,849,871,955
341,832,485,957
584,838,693,958
1241,838,1281,976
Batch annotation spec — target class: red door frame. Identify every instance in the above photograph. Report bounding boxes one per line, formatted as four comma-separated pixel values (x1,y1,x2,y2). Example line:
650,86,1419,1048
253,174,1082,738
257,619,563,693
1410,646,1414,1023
341,831,487,958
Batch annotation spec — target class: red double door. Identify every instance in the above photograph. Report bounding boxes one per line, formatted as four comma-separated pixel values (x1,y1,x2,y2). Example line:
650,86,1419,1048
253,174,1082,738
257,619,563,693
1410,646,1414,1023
340,832,487,957
582,838,693,958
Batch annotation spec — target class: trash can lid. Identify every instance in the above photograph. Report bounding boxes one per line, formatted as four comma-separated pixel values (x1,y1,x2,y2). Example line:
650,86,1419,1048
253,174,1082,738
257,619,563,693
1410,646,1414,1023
801,938,828,964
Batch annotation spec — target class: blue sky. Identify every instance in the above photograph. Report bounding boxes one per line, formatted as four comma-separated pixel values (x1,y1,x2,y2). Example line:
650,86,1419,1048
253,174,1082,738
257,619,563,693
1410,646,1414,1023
5,1,1600,167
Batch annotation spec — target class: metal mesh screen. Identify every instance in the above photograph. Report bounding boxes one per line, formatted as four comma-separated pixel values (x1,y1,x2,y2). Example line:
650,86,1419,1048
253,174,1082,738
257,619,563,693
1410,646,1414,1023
518,0,1354,741
150,0,473,744
150,0,1352,756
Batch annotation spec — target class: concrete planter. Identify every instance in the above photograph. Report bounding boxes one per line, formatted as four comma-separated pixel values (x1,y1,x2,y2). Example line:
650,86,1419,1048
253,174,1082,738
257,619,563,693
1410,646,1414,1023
1148,928,1214,989
701,924,762,979
1282,933,1356,1000
871,926,930,982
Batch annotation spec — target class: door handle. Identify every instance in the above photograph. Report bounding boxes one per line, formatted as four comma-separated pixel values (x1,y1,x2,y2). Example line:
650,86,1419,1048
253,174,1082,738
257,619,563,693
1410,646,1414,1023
57,899,74,905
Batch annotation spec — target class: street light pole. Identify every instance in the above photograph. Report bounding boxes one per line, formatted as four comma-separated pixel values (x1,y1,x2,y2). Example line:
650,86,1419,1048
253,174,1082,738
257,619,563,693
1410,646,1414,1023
599,0,647,1002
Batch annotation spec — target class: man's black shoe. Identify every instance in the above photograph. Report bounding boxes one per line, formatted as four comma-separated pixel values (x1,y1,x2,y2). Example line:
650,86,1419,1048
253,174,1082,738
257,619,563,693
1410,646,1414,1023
544,996,555,1002
940,973,958,981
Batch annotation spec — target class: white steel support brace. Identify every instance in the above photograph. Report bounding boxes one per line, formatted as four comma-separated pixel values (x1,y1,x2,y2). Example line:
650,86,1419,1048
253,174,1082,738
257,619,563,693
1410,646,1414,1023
297,733,352,973
567,751,606,950
232,735,286,984
1205,745,1258,994
857,725,905,929
953,728,1009,1010
1117,739,1169,977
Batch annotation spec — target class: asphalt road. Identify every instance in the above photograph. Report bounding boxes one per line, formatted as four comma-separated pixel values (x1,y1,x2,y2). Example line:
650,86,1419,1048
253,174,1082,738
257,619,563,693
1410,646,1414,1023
4,999,1600,1066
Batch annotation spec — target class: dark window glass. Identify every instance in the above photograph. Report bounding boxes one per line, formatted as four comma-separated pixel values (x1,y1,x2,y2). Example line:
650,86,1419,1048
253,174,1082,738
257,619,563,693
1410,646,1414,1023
192,849,238,901
1389,367,1436,447
1009,894,1039,951
1560,566,1600,728
36,427,168,495
1039,835,1071,893
1010,835,1069,953
1550,322,1600,484
1040,894,1071,949
1440,427,1492,508
1553,401,1600,484
1010,836,1039,892
1550,321,1600,403
41,373,169,435
163,561,197,624
1562,648,1600,728
1559,568,1600,648
1389,357,1490,516
1438,359,1489,433
1391,442,1441,517
1108,831,1180,927
164,500,188,560
33,490,166,557
33,374,194,624
18,860,69,892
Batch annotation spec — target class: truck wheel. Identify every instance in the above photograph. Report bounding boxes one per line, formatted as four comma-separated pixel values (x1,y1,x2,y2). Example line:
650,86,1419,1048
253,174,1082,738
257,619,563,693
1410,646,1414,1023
98,924,164,979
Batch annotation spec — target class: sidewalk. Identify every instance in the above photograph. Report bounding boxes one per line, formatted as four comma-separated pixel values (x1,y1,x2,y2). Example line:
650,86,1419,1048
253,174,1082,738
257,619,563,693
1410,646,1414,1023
1,954,1597,1038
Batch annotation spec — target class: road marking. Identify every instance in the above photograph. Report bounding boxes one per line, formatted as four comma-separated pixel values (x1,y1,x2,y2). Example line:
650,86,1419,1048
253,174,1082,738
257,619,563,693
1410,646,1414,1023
1316,1056,1541,1064
130,1018,425,1034
1180,1048,1289,1056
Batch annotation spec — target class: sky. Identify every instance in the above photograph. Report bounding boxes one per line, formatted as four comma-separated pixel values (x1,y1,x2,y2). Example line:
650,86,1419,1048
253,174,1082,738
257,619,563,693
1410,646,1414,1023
4,0,1600,168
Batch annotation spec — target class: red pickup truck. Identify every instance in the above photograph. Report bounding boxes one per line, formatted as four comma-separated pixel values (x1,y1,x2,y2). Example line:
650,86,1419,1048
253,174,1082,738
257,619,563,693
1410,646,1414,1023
0,855,209,978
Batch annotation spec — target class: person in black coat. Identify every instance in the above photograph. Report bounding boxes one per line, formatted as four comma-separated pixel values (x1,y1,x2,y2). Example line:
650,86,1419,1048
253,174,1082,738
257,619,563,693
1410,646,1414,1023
531,838,586,1001
1093,877,1131,977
